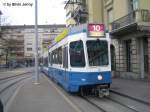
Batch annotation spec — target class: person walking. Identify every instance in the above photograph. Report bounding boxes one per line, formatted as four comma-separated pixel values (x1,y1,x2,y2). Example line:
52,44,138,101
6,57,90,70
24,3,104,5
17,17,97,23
0,99,3,112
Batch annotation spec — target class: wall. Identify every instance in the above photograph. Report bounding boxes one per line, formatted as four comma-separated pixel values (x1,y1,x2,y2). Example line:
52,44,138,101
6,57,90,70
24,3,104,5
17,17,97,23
139,0,150,10
113,0,128,21
88,0,104,23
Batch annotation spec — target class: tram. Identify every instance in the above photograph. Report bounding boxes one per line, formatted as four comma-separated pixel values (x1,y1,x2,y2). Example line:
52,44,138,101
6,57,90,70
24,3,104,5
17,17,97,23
47,24,112,97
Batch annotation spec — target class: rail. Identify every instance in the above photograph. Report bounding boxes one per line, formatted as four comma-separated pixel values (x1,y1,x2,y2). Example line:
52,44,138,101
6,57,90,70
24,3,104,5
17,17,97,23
0,71,32,81
110,90,150,106
0,71,32,108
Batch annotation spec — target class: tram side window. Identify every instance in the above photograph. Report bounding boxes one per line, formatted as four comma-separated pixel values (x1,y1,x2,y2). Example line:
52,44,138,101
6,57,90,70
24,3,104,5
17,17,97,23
43,57,48,66
51,48,62,65
58,47,62,64
51,51,55,64
49,52,52,65
55,52,58,64
69,40,85,67
53,50,58,64
63,47,68,68
51,52,54,65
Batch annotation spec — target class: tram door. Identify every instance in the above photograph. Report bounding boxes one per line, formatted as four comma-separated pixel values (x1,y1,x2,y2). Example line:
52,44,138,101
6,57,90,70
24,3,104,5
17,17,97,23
63,45,68,82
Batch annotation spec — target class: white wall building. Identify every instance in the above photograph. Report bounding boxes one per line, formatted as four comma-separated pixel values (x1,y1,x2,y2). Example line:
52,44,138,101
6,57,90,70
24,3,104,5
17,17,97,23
1,25,66,66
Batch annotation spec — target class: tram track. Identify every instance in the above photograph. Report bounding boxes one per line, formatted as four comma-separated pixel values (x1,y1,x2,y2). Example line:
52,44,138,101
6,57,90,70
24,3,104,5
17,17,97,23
106,97,139,112
0,75,31,94
80,93,150,112
109,90,150,112
80,96,107,112
81,95,141,112
44,73,144,112
0,71,32,81
0,72,33,107
0,72,32,86
110,90,150,106
44,73,150,112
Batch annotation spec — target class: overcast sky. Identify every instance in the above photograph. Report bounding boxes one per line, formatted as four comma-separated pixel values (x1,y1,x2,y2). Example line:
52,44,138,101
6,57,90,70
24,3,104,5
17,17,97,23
0,0,66,25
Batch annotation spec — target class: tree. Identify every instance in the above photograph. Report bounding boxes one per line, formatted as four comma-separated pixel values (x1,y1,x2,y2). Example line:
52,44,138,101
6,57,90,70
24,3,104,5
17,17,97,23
0,11,14,67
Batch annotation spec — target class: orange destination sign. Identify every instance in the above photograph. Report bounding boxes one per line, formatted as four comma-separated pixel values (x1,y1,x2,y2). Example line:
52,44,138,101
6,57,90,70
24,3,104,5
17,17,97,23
88,24,104,37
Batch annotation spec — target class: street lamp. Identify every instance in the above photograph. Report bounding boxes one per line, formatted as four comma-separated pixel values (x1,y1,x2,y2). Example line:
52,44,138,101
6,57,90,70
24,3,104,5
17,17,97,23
34,0,39,84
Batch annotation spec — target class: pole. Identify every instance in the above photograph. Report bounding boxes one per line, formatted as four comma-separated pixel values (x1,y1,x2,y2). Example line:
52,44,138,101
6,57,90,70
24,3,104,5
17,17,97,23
0,10,2,31
34,0,39,84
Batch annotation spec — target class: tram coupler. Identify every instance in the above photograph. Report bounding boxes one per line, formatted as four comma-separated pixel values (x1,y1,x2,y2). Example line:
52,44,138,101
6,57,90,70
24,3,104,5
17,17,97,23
96,85,110,97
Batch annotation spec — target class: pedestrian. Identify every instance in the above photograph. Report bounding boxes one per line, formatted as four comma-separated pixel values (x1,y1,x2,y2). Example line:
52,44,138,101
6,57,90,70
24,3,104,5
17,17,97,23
0,99,3,112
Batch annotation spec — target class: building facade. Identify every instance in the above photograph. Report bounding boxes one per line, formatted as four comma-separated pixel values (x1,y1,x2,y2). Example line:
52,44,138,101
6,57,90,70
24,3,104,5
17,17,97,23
107,0,150,79
65,0,150,79
0,37,7,66
65,0,104,27
1,25,65,67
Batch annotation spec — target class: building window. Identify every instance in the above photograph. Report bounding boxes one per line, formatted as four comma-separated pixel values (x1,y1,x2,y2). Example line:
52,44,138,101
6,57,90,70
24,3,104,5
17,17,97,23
107,8,113,30
27,43,32,45
76,0,86,5
17,35,24,38
27,48,32,51
144,38,149,73
125,40,132,72
107,9,113,23
133,0,139,10
128,0,139,12
111,45,116,70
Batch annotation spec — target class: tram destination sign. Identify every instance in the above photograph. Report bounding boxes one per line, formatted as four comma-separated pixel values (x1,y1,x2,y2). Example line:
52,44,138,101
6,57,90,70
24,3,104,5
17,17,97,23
88,24,104,37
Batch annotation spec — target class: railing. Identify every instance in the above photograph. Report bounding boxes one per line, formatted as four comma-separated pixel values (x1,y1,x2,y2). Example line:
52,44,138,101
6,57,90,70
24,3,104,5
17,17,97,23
73,5,88,17
111,9,150,31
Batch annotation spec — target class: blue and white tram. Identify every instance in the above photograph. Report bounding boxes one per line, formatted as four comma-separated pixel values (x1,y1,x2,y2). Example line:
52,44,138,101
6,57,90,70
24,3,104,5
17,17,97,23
48,24,112,97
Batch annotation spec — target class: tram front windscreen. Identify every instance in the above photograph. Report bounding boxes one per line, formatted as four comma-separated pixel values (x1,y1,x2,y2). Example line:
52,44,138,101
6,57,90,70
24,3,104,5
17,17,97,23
86,40,109,66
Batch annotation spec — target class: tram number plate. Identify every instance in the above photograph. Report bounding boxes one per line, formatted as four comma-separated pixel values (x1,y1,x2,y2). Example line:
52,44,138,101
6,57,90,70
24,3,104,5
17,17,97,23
88,24,104,37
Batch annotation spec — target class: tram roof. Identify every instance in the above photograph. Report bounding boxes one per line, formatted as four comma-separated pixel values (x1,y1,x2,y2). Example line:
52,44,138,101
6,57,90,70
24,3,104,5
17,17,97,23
48,24,88,49
48,23,105,49
55,24,87,42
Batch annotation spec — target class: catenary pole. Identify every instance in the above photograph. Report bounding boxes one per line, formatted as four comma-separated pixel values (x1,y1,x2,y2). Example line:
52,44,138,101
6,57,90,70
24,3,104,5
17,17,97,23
34,0,39,84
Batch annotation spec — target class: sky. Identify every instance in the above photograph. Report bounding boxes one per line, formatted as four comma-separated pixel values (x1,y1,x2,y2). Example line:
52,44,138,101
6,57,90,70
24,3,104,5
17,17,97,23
0,0,66,25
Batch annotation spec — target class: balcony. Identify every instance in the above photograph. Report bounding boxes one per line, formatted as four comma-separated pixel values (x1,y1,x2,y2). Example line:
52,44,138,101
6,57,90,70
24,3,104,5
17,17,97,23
73,4,88,17
110,9,150,36
71,5,88,24
16,38,24,41
11,50,24,54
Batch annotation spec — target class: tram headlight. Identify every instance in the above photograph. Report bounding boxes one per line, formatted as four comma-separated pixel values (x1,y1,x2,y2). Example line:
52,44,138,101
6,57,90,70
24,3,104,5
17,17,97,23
98,75,103,80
